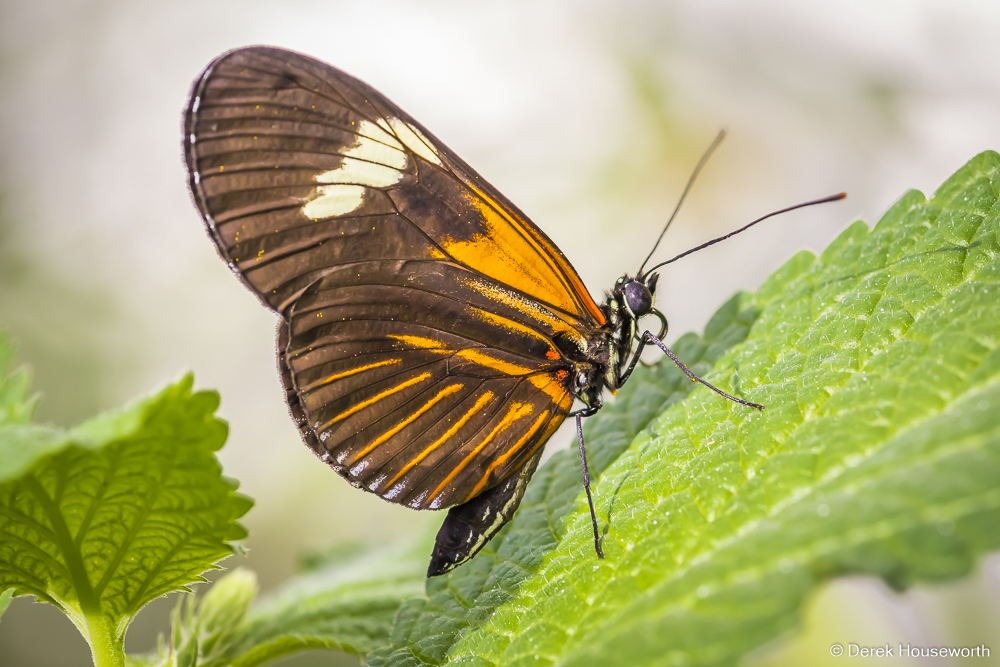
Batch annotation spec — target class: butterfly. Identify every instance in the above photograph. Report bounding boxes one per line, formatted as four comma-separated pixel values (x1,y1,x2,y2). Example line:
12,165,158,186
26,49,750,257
184,46,843,576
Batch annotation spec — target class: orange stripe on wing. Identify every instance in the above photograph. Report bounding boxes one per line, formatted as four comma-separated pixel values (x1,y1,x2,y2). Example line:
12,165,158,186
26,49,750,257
349,383,465,464
322,371,432,429
455,348,533,375
468,307,559,357
529,373,573,410
384,390,495,489
466,279,588,352
467,409,550,499
454,349,570,407
429,401,534,507
387,334,451,351
302,358,401,392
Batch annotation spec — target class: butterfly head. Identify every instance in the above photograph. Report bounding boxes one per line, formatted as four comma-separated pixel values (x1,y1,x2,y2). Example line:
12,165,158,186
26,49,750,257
614,272,659,319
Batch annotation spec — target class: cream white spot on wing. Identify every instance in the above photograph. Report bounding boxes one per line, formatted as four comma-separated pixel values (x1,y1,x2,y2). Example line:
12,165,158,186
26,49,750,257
302,184,365,219
314,120,407,188
316,157,402,187
376,118,395,138
358,119,403,150
350,460,369,476
388,118,443,166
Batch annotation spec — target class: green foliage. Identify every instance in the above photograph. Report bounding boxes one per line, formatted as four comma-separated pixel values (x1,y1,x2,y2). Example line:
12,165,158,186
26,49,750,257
0,345,252,667
364,152,1000,666
7,152,1000,667
135,542,428,667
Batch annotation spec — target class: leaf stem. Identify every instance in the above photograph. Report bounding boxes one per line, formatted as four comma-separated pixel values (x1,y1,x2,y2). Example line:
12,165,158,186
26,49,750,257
84,613,126,667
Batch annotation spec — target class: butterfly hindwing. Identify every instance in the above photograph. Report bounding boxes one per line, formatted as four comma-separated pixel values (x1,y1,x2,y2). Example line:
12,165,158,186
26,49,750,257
186,46,600,516
283,266,572,509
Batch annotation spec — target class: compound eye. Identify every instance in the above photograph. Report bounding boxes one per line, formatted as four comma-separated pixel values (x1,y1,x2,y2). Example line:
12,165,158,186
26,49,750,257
624,281,653,316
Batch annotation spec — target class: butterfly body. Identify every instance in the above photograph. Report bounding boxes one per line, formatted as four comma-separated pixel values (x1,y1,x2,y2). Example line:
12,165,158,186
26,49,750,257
185,46,666,576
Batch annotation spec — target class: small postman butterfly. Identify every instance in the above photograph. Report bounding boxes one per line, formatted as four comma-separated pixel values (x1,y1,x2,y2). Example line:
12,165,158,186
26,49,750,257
184,46,843,576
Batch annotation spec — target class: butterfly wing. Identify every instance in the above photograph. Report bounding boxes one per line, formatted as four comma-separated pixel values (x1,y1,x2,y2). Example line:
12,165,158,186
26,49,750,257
184,46,603,513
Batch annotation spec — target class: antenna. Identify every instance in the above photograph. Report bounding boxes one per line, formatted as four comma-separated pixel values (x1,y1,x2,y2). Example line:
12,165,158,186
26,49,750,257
643,193,847,274
637,129,726,277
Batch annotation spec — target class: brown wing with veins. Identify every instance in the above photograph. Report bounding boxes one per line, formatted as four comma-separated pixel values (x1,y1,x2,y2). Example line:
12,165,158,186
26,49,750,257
184,46,603,511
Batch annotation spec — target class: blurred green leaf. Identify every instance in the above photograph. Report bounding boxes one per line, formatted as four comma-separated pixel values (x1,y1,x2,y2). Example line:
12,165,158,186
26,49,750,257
366,152,1000,666
0,332,37,425
0,372,252,666
197,568,259,658
0,204,118,427
137,541,428,667
0,588,12,621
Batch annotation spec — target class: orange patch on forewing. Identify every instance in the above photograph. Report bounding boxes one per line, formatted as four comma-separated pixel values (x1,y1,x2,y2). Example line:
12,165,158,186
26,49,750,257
323,371,432,428
457,184,604,324
304,358,401,391
430,401,535,505
349,383,464,463
468,409,550,499
545,350,559,360
384,391,495,488
435,184,602,324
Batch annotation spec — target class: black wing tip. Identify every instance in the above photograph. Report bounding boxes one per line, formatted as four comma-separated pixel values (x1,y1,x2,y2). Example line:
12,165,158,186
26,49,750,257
426,510,474,577
426,547,462,578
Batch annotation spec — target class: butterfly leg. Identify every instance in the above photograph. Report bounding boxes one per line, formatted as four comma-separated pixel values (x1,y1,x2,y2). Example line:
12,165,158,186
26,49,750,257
573,410,605,560
638,331,764,410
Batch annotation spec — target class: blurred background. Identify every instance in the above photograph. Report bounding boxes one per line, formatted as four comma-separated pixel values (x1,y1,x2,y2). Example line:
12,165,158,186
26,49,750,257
2,0,1000,665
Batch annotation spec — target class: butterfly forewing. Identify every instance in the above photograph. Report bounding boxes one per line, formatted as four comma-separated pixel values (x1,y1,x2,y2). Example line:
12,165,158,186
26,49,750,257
185,46,604,323
185,47,602,512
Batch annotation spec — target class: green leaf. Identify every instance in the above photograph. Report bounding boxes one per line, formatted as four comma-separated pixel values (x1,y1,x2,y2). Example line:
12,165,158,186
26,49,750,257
368,151,1000,666
136,540,428,667
0,587,13,621
0,331,38,426
0,372,253,667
